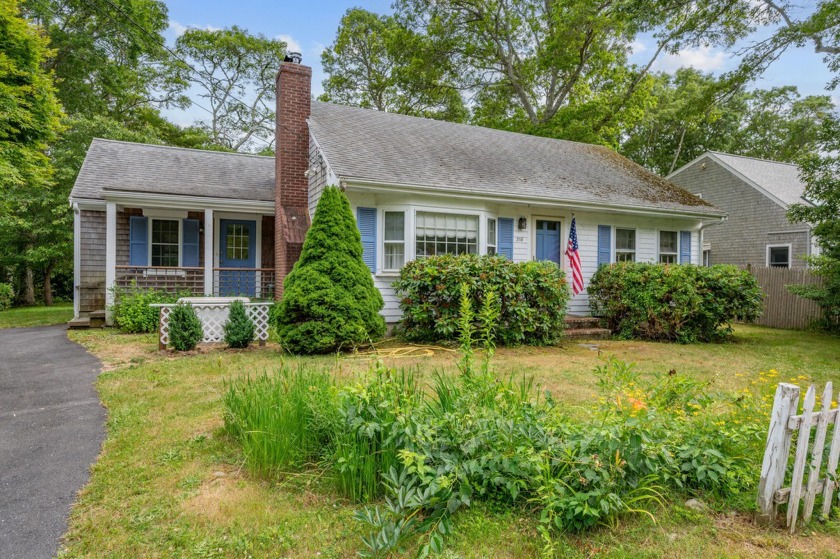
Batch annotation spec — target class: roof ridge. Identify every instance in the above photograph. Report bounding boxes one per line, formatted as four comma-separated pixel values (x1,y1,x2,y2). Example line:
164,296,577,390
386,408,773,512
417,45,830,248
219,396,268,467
311,100,601,150
709,150,799,167
91,137,274,160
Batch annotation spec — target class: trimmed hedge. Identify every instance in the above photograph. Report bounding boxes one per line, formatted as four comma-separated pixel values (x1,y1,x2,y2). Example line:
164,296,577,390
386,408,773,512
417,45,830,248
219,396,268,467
588,263,763,343
0,283,13,311
393,254,570,345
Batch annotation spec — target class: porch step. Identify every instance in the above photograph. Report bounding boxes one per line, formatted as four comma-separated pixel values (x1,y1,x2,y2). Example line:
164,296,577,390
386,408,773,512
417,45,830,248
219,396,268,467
564,327,612,340
89,310,106,328
564,315,602,330
67,317,90,330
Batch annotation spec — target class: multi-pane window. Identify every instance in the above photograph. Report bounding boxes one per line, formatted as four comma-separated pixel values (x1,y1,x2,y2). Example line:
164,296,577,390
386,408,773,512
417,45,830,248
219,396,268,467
383,211,405,270
225,224,251,260
768,245,790,268
151,219,179,267
416,212,478,257
659,231,678,264
487,218,497,255
615,228,636,262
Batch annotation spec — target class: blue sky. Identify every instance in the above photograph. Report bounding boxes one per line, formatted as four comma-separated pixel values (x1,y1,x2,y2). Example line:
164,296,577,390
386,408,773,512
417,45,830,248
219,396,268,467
160,0,838,127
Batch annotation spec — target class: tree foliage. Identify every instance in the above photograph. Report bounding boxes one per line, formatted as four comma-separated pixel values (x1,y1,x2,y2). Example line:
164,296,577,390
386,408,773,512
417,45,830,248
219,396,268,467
620,69,835,175
273,187,385,354
321,8,467,121
0,0,64,304
788,117,840,333
172,26,287,151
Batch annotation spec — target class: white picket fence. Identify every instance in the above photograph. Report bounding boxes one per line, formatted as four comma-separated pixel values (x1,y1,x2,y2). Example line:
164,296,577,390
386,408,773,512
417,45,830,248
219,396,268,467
151,298,273,350
757,382,840,531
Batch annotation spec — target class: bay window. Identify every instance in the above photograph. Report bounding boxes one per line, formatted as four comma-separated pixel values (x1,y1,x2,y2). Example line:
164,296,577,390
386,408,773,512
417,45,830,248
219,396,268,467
416,212,478,257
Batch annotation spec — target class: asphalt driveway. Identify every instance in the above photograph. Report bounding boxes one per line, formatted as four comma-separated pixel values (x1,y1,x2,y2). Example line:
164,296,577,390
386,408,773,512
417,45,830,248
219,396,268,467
0,326,104,559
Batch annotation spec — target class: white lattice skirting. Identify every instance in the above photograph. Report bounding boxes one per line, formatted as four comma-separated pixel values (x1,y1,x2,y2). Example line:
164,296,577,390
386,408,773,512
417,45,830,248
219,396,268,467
152,299,273,348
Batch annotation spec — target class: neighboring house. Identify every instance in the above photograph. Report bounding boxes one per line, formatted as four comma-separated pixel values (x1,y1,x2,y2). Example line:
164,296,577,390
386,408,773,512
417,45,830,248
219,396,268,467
668,152,817,269
69,56,725,324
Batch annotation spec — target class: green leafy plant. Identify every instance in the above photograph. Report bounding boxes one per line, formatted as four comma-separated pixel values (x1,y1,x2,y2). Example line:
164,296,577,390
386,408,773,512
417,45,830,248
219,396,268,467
588,263,764,342
110,284,192,333
394,254,569,345
0,283,13,311
273,186,385,354
223,300,255,348
167,303,203,351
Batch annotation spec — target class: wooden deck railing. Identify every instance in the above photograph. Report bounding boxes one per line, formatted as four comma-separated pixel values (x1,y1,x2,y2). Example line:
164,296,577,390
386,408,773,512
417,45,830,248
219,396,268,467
213,268,275,300
115,266,204,294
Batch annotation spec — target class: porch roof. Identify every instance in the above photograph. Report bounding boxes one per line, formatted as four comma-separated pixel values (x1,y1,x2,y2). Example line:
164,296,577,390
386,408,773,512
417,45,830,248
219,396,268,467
70,139,275,204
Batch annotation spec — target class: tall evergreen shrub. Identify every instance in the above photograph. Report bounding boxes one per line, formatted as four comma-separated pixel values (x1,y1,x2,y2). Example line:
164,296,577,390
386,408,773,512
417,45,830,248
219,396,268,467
273,187,385,354
168,303,203,351
224,300,255,348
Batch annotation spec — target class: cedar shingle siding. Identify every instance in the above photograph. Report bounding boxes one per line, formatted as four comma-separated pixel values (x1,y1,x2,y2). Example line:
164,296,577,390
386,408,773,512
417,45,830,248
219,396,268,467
79,210,106,313
669,158,810,268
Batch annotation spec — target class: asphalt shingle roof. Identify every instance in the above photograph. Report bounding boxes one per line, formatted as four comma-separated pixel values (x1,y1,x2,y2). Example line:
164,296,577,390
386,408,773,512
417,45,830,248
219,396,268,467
70,138,275,202
309,101,721,216
707,151,809,207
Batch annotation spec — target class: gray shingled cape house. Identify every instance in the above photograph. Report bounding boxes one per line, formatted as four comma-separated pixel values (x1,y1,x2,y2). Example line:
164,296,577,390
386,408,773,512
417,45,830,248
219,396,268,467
69,56,725,325
669,152,817,269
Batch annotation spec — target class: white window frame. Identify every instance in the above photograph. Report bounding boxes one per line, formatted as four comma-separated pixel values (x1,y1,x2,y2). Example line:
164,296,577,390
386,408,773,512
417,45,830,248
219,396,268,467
414,210,480,258
766,243,792,268
615,227,636,263
149,218,182,268
658,230,679,264
487,217,497,256
383,210,406,272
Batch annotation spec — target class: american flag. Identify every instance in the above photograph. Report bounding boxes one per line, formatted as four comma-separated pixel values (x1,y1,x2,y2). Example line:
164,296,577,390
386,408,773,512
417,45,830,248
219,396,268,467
565,217,584,295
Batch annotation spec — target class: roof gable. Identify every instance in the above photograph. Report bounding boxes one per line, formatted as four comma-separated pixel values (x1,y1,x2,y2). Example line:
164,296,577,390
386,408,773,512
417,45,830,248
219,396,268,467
70,139,275,203
308,101,721,216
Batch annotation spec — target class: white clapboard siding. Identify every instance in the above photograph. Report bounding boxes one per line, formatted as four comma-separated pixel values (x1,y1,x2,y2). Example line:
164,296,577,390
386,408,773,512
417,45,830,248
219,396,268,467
374,276,402,324
757,381,840,531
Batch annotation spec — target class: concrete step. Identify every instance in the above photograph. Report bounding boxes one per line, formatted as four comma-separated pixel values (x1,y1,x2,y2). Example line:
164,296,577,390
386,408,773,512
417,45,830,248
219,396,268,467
564,316,602,330
564,327,612,340
67,317,90,330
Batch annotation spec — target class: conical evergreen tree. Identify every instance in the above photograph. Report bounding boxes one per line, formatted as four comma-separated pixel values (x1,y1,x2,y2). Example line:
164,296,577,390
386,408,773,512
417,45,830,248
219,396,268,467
274,187,385,353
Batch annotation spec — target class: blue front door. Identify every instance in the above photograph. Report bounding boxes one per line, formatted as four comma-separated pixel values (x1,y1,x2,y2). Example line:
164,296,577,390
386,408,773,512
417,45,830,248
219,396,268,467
219,219,257,296
535,220,562,264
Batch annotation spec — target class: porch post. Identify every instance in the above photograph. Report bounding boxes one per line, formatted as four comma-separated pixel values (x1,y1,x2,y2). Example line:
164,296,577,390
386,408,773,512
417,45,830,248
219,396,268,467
204,208,214,296
104,202,117,325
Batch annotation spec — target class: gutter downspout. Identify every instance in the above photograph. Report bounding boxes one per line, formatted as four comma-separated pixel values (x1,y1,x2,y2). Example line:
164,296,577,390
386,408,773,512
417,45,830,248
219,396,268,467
698,216,726,266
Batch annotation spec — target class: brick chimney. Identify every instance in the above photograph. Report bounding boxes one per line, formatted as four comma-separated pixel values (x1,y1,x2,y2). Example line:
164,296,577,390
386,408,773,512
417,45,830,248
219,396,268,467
275,53,312,297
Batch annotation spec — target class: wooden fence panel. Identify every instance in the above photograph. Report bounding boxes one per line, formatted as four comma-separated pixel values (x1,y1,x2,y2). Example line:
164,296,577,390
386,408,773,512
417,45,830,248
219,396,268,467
742,265,822,330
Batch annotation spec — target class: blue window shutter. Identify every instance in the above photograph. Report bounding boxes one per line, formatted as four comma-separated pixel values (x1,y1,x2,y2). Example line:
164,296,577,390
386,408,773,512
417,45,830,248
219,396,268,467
182,219,200,267
498,218,514,259
597,225,612,266
357,207,377,273
680,231,692,264
129,216,148,266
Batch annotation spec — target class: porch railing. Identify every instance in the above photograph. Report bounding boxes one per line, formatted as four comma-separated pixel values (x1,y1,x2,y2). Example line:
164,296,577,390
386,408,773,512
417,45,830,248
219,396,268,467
213,268,275,300
115,266,204,294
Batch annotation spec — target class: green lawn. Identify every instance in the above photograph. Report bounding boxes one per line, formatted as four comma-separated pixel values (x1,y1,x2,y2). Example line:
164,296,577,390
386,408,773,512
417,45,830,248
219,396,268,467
60,325,840,558
0,303,73,329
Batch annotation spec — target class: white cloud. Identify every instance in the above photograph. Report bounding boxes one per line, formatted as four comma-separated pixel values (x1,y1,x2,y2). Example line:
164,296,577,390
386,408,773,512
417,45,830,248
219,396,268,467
168,21,188,37
654,45,727,73
276,34,302,54
629,40,647,55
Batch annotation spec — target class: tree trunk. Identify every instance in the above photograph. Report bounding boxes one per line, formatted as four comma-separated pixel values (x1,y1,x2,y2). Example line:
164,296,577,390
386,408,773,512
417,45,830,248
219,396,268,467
23,266,36,305
44,262,54,307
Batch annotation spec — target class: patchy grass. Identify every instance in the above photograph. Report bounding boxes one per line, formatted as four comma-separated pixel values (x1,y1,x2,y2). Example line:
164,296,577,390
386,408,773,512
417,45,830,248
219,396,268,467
0,303,73,329
61,325,840,558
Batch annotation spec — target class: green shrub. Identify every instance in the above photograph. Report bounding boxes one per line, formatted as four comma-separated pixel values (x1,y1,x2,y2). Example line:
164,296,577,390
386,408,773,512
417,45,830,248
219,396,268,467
167,303,203,351
588,263,763,343
0,283,13,311
223,367,339,475
223,300,255,348
273,186,385,354
110,285,191,333
393,254,569,345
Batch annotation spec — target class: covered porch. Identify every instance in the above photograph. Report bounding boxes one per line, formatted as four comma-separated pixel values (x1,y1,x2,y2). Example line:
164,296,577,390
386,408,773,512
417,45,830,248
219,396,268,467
103,198,276,312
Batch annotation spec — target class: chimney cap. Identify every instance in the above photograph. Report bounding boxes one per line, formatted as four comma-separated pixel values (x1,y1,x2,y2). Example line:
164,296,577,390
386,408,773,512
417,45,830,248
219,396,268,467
284,52,303,64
